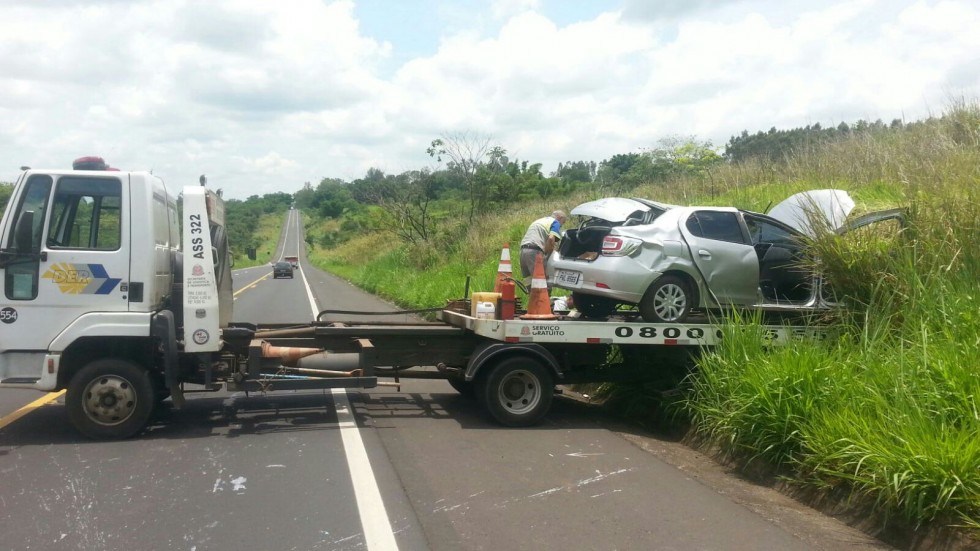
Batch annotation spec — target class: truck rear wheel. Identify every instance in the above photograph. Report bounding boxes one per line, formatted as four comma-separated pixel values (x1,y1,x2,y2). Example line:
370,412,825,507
479,356,553,426
66,359,156,440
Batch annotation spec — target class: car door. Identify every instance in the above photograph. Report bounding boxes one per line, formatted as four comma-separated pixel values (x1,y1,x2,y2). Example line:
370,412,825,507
744,213,811,302
679,209,759,306
2,174,130,359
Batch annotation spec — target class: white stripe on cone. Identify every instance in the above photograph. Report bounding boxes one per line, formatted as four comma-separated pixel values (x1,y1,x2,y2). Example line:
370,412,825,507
498,244,512,274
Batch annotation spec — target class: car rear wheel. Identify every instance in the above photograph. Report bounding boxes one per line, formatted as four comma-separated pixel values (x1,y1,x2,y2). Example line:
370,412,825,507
640,276,692,323
572,292,617,318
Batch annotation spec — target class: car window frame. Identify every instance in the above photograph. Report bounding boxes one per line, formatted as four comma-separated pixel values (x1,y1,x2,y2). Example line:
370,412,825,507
742,212,802,247
685,209,749,245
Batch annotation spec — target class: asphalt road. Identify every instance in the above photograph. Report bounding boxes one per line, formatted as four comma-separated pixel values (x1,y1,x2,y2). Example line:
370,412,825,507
0,210,891,550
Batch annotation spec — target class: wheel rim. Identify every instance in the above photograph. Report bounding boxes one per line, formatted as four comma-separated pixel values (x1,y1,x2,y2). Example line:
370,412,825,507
495,369,541,415
81,375,139,426
653,283,687,321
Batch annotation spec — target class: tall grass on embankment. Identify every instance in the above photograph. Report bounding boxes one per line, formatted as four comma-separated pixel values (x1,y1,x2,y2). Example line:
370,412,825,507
684,102,980,532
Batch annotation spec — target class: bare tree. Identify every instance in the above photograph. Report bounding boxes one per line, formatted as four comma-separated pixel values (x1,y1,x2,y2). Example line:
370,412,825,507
362,169,436,245
427,131,494,223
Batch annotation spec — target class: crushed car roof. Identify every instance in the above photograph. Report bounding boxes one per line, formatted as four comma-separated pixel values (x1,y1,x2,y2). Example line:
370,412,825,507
570,197,672,222
570,189,856,236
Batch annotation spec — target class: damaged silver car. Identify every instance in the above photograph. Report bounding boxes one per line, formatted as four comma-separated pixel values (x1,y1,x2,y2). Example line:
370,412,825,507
548,190,904,322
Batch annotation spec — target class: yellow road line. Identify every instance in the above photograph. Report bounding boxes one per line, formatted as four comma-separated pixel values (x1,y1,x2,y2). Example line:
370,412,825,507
234,273,271,298
0,390,66,431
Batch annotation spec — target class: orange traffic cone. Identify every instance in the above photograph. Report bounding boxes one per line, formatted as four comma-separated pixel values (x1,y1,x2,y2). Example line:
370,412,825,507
493,242,512,293
260,341,323,366
520,254,556,320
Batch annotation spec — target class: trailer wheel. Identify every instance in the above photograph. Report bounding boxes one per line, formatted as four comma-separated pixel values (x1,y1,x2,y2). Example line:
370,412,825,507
479,356,553,426
66,359,156,440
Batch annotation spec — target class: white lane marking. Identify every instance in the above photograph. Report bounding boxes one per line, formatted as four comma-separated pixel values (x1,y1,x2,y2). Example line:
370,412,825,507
331,389,399,550
277,210,290,263
299,262,319,320
296,212,398,550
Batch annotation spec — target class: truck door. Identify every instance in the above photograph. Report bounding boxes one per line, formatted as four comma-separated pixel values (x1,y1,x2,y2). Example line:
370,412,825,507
1,174,130,359
679,209,760,306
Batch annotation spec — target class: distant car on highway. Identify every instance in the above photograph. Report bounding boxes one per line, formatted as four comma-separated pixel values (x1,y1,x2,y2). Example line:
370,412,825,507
272,261,294,279
548,190,904,322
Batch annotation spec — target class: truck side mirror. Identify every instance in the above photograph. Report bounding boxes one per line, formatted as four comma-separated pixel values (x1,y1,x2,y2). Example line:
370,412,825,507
14,211,35,253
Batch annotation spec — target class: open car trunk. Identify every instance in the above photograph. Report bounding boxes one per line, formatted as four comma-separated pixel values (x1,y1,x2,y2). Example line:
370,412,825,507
558,197,669,261
558,223,613,260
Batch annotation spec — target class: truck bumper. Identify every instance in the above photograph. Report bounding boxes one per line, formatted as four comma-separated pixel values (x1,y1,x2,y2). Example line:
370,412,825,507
0,353,60,391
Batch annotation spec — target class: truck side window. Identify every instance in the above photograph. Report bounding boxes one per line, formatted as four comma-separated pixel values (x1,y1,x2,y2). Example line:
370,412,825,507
4,175,53,300
46,177,121,250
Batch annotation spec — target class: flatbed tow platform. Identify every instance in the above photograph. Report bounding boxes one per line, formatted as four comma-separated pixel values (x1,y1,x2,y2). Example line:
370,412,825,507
222,302,825,426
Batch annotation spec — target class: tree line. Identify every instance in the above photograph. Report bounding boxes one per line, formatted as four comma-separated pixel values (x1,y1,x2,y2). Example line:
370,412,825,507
0,115,925,255
290,116,929,249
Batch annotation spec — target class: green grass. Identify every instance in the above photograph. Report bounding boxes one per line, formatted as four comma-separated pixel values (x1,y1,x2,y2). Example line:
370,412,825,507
681,101,980,530
686,313,980,528
232,213,285,268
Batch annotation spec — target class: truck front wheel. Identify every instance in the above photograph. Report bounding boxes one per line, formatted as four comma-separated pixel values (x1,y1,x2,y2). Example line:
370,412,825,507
479,356,553,427
66,359,156,440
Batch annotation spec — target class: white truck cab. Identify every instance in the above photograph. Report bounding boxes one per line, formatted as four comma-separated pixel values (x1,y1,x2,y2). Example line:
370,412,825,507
1,162,177,386
0,158,230,438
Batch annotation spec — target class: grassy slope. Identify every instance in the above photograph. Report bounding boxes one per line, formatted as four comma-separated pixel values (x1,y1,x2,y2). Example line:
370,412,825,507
305,103,980,533
231,213,286,269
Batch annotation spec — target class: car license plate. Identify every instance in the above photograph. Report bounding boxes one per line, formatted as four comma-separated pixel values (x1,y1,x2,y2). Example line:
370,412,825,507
555,270,582,287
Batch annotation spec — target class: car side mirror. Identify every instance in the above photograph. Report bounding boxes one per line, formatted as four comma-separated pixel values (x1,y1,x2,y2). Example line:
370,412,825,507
14,211,35,253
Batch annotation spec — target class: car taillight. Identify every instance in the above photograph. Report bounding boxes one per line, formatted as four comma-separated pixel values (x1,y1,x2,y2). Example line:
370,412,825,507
602,236,642,256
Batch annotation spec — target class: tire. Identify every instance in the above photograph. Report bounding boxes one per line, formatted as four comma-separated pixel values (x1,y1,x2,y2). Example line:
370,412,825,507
572,292,617,319
66,359,156,440
639,275,692,323
478,356,554,427
447,377,476,399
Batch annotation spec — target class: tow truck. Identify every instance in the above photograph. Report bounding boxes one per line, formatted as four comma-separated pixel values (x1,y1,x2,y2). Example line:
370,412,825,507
0,158,821,439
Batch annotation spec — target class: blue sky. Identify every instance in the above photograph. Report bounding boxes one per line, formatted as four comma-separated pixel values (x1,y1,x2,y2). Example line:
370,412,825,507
354,0,622,75
0,0,977,199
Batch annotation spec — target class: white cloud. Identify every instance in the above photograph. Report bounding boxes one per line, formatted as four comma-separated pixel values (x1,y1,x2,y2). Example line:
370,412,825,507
0,0,977,199
491,0,541,19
